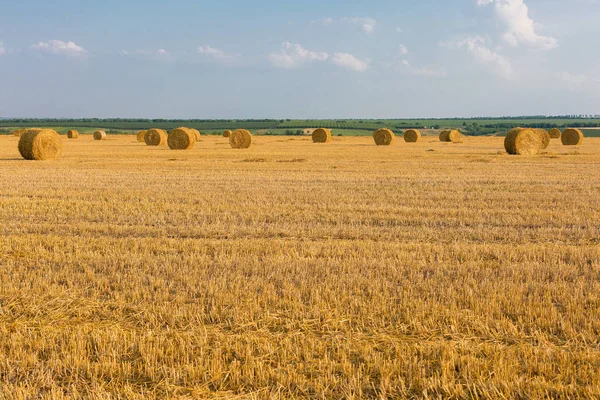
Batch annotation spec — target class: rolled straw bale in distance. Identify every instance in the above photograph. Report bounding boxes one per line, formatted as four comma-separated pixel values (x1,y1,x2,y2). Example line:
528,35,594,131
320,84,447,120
548,128,561,139
531,128,550,149
229,129,253,149
18,129,63,160
137,130,147,142
168,127,196,150
561,128,584,146
373,128,395,146
12,129,27,137
504,128,541,156
67,130,79,139
312,128,332,143
190,129,201,142
439,130,450,142
144,129,168,146
404,129,421,143
447,130,462,143
93,130,106,140
223,130,232,138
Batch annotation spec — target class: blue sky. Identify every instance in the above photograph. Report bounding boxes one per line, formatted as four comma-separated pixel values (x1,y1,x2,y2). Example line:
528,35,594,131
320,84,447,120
0,0,598,118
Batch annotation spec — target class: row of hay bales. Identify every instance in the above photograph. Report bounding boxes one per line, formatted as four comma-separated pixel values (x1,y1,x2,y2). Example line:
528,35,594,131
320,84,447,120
310,128,462,145
137,127,252,149
505,127,584,155
11,126,588,161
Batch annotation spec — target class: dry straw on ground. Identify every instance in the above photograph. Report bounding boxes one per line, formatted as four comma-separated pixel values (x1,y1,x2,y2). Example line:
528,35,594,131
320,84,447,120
168,127,196,150
18,129,63,160
504,128,541,156
312,128,332,143
67,130,79,139
229,129,253,149
562,128,584,145
137,130,147,142
533,128,550,149
93,130,107,141
190,129,201,142
223,130,232,138
373,128,396,146
549,128,562,139
404,129,421,143
145,129,168,146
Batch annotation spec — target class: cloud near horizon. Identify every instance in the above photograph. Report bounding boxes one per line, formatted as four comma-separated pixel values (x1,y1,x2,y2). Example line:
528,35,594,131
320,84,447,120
198,45,240,64
31,40,88,57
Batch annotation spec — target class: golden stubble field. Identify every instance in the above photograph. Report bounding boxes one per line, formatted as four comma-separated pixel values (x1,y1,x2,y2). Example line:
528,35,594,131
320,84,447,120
0,134,599,399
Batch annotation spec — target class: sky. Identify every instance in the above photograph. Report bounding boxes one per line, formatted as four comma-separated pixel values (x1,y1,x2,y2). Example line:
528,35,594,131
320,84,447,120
0,0,599,119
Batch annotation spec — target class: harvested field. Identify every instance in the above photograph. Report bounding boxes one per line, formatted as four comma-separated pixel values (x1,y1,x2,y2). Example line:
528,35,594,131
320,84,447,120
0,135,599,398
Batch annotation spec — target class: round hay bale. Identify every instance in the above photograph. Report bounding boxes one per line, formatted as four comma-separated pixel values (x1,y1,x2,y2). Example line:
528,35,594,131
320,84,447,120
532,128,550,149
93,130,106,141
67,130,79,139
168,127,196,150
18,129,63,160
504,128,541,156
12,129,27,137
229,129,253,149
561,128,584,146
144,129,168,146
137,130,147,142
404,129,421,143
447,130,462,143
548,128,561,139
439,130,450,142
190,129,201,142
312,128,332,143
223,130,232,138
373,128,395,146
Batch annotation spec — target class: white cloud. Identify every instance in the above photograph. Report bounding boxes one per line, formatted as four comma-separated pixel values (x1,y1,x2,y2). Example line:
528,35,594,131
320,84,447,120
441,36,512,79
0,41,5,56
31,40,87,57
396,27,403,33
331,52,370,72
269,42,328,69
399,44,408,55
341,17,377,34
477,0,557,50
198,45,240,64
